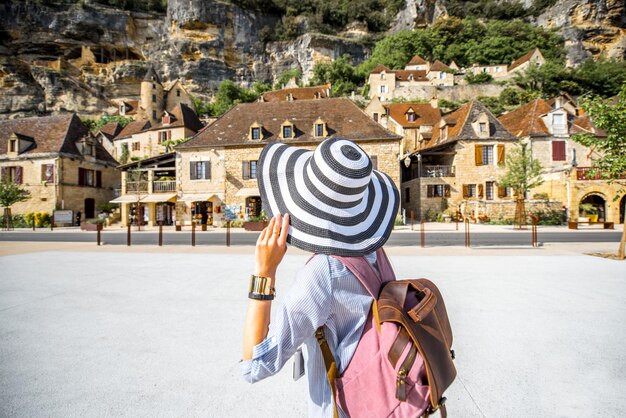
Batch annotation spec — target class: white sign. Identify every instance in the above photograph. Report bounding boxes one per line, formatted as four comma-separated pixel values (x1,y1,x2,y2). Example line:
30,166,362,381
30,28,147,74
54,210,73,224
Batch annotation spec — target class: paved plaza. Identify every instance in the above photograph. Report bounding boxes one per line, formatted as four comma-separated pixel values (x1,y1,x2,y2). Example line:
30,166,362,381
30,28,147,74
1,244,625,417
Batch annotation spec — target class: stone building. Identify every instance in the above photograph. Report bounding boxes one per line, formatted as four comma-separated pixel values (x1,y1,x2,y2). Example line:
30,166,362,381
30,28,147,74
174,97,402,227
400,100,519,220
113,103,204,162
383,101,441,156
499,97,625,224
0,114,118,220
95,122,122,160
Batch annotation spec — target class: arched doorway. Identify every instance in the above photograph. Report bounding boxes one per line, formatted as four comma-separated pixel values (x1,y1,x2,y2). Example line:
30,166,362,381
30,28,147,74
579,193,606,222
84,198,95,219
620,195,625,224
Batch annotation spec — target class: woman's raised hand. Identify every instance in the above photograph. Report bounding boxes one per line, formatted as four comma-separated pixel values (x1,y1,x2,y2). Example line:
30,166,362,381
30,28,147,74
255,213,290,279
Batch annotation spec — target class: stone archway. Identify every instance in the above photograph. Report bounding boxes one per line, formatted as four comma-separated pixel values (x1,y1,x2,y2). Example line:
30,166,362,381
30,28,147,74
580,193,607,222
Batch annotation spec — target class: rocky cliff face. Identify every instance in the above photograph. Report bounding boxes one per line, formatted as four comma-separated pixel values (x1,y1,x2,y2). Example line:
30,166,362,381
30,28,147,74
0,0,371,119
537,0,625,66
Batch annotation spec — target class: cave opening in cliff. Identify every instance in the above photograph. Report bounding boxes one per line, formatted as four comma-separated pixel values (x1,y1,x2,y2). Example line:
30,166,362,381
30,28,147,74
93,47,143,64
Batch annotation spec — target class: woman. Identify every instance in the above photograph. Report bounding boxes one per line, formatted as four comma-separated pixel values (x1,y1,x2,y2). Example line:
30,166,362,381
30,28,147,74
241,137,399,417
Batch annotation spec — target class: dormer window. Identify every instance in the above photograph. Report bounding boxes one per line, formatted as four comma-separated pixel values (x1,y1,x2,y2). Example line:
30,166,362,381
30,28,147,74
406,109,416,122
163,114,171,125
313,118,327,137
281,121,294,139
380,72,386,80
9,138,17,153
479,122,487,133
473,113,490,138
176,89,181,97
120,104,126,115
249,122,263,140
408,74,414,81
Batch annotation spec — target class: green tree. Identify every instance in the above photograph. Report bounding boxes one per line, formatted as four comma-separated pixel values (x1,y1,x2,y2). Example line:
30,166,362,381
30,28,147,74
311,55,360,96
119,143,129,165
572,84,626,259
82,115,134,133
499,140,544,229
211,80,260,117
274,69,302,89
512,60,570,97
465,72,493,84
0,179,30,230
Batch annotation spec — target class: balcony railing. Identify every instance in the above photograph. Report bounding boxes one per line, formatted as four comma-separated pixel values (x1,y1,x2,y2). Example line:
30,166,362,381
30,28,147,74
126,181,148,192
418,165,456,178
153,180,176,192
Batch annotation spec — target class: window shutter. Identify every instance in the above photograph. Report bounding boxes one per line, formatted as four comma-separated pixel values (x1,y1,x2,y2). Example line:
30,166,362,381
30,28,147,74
371,156,378,170
96,171,102,188
463,184,469,198
445,185,451,198
497,144,505,165
168,130,172,140
205,162,211,180
15,166,22,184
475,145,483,166
189,162,196,180
242,160,250,180
552,141,566,161
478,184,484,198
78,168,84,186
427,186,434,198
498,186,506,198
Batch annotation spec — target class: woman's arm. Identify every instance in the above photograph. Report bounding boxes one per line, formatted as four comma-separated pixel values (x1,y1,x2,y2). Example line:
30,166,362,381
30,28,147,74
242,213,290,360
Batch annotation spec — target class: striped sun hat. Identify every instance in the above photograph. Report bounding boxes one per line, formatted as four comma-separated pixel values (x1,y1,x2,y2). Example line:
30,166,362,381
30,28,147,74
257,137,399,256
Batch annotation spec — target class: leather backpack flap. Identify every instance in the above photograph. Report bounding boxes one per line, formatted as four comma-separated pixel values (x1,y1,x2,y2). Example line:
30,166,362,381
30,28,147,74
377,280,457,411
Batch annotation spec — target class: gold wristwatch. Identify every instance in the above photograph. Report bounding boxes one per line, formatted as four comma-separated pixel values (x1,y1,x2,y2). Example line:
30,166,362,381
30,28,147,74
248,274,276,301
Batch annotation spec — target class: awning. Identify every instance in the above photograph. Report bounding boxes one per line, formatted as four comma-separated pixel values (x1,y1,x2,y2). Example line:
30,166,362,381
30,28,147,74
178,193,223,202
141,193,177,203
110,195,141,203
235,187,261,197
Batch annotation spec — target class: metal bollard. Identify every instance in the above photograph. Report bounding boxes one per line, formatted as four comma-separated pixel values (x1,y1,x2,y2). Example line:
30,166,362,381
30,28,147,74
532,219,538,247
127,223,131,246
420,218,425,248
464,219,471,247
226,221,231,247
97,223,102,246
32,219,35,231
158,221,163,247
191,222,196,247
410,210,414,231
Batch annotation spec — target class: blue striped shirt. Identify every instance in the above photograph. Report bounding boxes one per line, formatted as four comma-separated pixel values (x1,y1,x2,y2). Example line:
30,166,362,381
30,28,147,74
240,252,378,417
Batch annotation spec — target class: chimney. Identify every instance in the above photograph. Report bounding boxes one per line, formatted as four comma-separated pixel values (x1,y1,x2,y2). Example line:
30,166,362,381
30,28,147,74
431,96,438,109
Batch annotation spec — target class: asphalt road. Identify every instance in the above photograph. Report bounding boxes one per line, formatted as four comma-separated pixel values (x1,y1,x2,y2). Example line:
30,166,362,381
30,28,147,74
0,229,621,246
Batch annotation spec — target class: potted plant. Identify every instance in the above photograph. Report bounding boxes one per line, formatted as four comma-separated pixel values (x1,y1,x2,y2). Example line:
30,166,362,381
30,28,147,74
243,210,269,231
579,203,598,222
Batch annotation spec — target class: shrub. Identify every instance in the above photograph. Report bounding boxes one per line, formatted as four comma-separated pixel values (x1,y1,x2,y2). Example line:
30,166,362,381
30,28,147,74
533,193,549,200
394,214,404,226
466,72,493,84
528,208,564,225
24,212,51,227
425,208,439,222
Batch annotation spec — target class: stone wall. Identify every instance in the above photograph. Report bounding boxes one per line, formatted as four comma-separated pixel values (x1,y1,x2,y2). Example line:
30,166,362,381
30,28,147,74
1,156,117,219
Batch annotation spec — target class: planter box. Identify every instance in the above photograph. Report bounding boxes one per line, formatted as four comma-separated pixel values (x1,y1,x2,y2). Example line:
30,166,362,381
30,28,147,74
243,221,267,231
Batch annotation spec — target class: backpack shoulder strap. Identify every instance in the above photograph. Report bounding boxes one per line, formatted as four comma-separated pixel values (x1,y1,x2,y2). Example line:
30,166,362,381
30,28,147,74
331,247,396,299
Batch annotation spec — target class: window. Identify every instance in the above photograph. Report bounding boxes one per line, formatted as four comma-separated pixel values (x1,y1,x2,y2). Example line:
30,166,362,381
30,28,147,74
242,160,258,180
315,124,324,137
485,181,494,200
152,83,156,89
379,85,388,94
9,139,16,153
132,142,140,151
373,113,379,123
427,185,451,198
552,113,566,135
405,188,410,203
152,94,156,103
282,125,292,139
479,145,494,165
78,168,101,187
439,72,445,79
176,89,180,97
463,184,477,198
552,141,566,161
370,156,378,170
251,127,260,140
406,112,416,122
152,110,157,120
1,166,22,184
41,164,54,183
479,122,487,133
380,73,386,80
119,104,126,115
190,161,211,180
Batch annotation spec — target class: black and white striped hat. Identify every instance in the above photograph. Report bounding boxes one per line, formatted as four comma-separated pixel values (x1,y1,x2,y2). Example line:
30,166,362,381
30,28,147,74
258,137,399,256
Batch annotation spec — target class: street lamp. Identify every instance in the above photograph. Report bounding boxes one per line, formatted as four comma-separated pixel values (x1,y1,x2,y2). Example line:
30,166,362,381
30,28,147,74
417,154,422,222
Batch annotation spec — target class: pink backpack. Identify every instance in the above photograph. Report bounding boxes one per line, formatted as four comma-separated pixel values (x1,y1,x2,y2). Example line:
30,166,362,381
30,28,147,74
315,248,456,418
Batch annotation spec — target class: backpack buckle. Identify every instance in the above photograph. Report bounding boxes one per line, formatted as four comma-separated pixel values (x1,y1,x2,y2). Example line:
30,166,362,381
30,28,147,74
315,327,325,342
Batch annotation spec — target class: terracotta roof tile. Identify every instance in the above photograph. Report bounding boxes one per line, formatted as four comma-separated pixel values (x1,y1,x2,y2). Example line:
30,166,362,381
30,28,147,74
429,60,450,71
262,84,331,102
371,64,392,74
99,122,122,139
509,48,541,72
394,70,427,81
115,119,151,140
407,55,427,65
385,103,441,128
498,99,552,137
177,98,401,149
